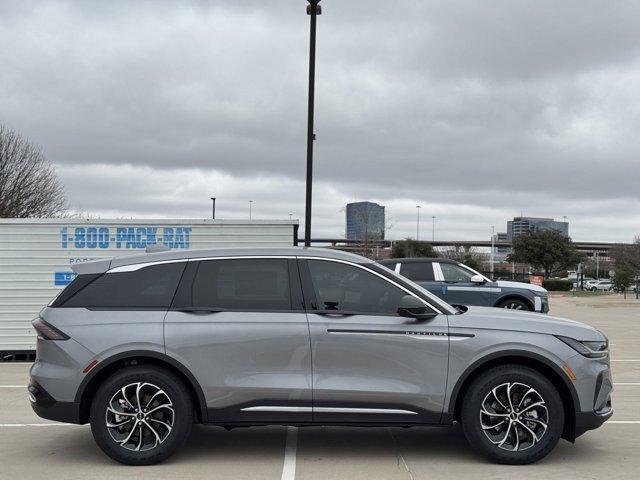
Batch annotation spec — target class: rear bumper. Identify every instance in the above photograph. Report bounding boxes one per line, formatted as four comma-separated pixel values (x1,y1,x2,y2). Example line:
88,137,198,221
28,381,82,424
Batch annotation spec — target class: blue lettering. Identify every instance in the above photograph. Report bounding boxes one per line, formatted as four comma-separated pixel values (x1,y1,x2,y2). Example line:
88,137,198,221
86,227,97,248
136,227,146,248
98,227,109,248
116,227,128,248
125,227,136,248
163,228,174,248
146,227,157,246
74,227,85,248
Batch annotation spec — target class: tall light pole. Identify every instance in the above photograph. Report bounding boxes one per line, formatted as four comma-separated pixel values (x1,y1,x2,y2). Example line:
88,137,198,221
210,197,216,220
490,225,495,279
432,216,436,242
249,200,253,220
304,0,321,247
416,205,421,240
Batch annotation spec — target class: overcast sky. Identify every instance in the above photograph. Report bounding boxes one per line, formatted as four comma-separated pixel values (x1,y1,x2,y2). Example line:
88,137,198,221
1,0,639,242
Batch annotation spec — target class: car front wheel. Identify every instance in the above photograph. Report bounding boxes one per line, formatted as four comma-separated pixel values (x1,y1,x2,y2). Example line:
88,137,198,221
460,364,564,464
498,299,530,311
89,365,193,465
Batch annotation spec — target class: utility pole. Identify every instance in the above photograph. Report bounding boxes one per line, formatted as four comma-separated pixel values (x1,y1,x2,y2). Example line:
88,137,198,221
416,205,421,240
210,197,216,220
490,225,495,279
304,0,321,247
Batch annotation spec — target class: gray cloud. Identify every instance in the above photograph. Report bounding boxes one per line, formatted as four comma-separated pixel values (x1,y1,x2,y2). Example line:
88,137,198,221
1,0,639,241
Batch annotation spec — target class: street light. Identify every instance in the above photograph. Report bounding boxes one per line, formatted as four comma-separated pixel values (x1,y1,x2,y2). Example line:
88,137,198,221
210,197,216,220
416,205,421,240
304,0,322,247
490,225,495,279
432,216,436,242
249,200,253,220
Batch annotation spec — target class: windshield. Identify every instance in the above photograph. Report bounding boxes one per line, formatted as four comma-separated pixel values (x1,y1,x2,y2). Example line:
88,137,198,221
373,262,458,315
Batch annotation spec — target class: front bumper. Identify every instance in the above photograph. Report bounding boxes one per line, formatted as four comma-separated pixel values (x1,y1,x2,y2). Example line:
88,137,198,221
28,380,82,424
534,295,550,313
575,402,613,438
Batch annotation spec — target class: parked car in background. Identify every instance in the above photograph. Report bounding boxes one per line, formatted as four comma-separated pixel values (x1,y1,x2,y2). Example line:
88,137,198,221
583,279,601,291
29,247,611,465
379,258,549,312
589,280,613,292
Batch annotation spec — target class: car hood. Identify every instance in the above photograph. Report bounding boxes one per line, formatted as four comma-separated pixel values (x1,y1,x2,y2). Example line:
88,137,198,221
450,305,604,341
495,280,548,294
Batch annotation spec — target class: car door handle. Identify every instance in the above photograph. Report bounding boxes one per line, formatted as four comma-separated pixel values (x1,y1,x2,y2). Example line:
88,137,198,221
175,307,221,314
316,311,355,318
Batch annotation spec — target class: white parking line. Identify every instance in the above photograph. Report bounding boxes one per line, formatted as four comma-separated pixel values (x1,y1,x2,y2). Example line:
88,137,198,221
612,359,640,362
613,383,640,386
280,426,297,480
607,421,640,424
0,385,25,388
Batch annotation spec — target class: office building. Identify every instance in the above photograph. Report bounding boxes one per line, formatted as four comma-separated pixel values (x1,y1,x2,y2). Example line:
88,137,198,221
507,217,569,241
346,202,385,241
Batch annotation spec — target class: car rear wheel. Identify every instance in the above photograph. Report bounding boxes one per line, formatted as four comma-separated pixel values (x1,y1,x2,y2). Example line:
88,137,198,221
460,364,564,464
498,299,530,311
90,365,193,465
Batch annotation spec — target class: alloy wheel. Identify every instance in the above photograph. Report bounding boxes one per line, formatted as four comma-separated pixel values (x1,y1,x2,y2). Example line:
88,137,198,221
503,302,525,310
479,382,548,451
105,382,175,452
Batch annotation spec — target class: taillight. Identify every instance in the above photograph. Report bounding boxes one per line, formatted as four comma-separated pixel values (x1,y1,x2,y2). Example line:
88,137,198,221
32,317,69,341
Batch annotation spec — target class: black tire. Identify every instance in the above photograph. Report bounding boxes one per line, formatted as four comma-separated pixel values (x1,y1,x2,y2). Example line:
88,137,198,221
460,365,564,465
90,365,193,465
497,298,531,311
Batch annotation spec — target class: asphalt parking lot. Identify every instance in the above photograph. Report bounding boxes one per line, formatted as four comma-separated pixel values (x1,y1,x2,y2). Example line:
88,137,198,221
1,294,639,479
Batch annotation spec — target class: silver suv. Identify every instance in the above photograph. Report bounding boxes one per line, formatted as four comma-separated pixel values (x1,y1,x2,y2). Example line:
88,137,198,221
29,248,612,465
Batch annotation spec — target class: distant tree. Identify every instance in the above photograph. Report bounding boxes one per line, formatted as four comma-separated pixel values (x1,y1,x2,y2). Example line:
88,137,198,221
583,258,613,279
392,238,438,258
441,245,486,271
507,230,583,278
0,125,66,218
610,237,640,270
612,264,636,291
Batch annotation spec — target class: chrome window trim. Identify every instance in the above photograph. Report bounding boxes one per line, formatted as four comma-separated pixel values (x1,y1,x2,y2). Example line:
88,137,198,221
107,258,189,273
298,256,445,315
107,256,296,274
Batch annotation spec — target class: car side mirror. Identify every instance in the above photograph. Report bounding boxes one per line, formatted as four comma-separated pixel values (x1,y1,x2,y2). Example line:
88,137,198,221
470,274,486,284
397,295,435,319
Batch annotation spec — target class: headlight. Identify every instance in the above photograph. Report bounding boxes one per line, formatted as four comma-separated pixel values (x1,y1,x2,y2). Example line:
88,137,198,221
556,335,608,358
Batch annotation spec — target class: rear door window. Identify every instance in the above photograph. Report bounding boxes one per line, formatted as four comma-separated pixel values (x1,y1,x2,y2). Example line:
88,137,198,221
61,262,186,308
398,262,435,281
191,258,292,311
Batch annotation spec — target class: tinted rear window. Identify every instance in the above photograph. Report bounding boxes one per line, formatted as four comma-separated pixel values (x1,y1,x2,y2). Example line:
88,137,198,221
398,262,435,282
61,262,186,308
192,258,291,310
